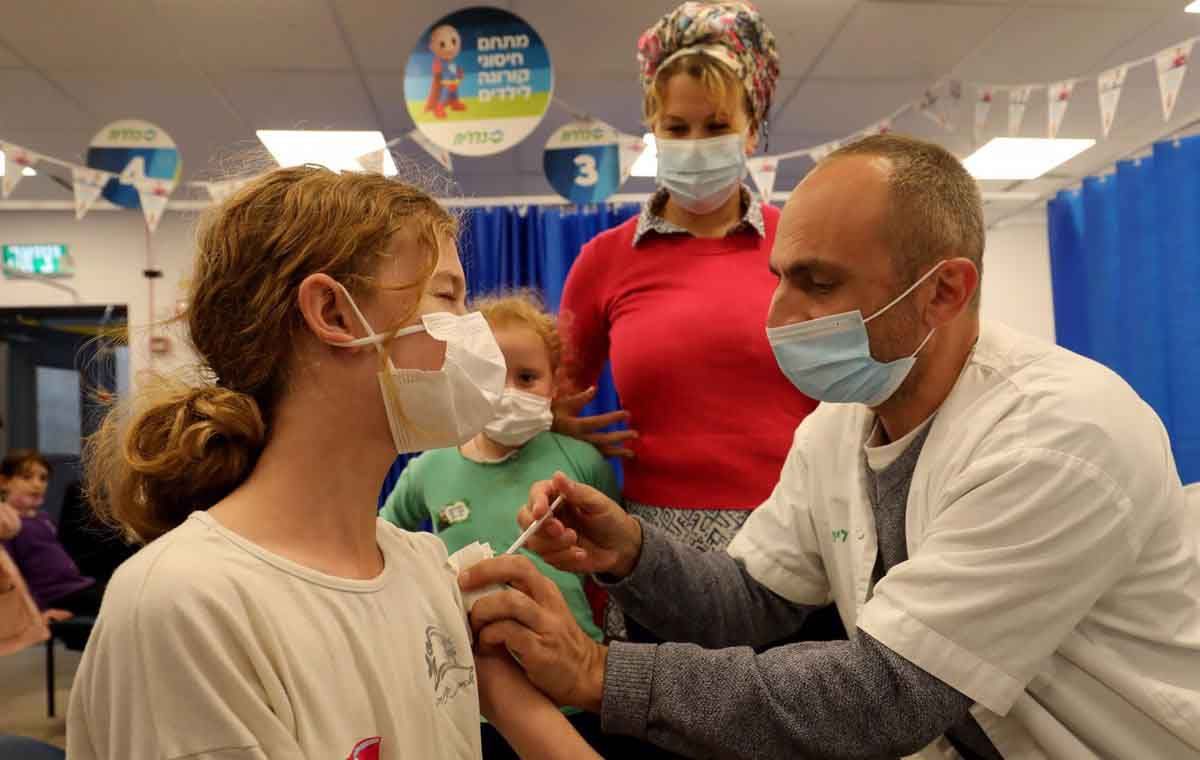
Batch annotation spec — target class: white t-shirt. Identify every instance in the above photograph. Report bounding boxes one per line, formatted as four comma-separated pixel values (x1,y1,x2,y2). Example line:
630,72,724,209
68,512,482,760
729,321,1200,758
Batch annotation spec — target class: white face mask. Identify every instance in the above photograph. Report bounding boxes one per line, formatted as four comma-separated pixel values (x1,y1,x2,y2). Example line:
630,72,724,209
334,285,507,454
483,388,553,447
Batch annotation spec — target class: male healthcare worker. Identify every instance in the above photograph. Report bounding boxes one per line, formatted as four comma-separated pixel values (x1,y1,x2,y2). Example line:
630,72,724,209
461,134,1200,759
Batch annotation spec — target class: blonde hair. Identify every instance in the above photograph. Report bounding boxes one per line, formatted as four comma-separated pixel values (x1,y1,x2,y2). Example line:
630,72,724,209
642,53,756,133
472,290,562,372
85,166,457,542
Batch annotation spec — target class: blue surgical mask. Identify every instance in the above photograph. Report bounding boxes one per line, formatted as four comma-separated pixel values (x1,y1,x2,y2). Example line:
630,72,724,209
766,263,942,406
655,133,748,215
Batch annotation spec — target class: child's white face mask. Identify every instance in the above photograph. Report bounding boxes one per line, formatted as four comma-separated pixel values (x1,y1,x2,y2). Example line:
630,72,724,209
333,284,507,454
483,389,553,447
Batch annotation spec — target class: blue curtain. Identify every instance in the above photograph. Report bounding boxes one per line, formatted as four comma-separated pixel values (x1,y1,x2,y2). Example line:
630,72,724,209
379,203,641,508
1047,136,1200,484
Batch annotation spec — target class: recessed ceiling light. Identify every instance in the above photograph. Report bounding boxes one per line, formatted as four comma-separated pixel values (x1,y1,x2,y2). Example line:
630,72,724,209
256,130,397,176
963,137,1096,180
629,133,657,178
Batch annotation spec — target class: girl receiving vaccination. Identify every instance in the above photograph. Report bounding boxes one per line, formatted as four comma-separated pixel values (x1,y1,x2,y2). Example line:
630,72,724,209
380,291,618,755
68,167,600,760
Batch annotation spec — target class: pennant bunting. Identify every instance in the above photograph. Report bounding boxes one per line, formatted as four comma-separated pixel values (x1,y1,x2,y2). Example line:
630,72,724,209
975,87,994,142
746,156,778,205
1008,86,1035,137
809,140,842,163
134,178,172,233
1,142,39,199
1098,65,1128,138
200,178,250,204
71,166,114,220
919,83,957,132
119,156,146,185
1047,79,1076,139
356,149,386,174
408,128,453,172
618,133,646,184
1156,41,1194,122
865,119,892,138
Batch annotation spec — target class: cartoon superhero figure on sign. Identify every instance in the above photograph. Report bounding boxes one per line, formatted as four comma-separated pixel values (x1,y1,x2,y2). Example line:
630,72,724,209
425,25,466,119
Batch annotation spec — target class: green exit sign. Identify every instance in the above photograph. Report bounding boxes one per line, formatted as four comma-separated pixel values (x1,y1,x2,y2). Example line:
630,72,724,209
2,244,73,278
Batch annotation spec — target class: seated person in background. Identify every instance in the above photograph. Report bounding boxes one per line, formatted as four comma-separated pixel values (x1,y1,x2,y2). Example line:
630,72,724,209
1,450,104,618
380,291,618,757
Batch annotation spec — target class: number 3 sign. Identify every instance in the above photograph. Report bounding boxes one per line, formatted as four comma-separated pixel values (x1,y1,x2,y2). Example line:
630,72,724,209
543,120,621,203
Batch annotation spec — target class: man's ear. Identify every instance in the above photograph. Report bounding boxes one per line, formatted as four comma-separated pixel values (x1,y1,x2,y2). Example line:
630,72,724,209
924,258,980,327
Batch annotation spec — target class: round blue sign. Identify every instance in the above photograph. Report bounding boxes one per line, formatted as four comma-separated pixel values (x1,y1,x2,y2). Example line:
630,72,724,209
85,120,180,210
543,121,621,204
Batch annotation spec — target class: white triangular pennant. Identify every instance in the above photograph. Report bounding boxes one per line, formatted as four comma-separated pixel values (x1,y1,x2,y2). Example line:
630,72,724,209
119,156,146,184
1098,64,1129,138
809,140,842,163
1008,86,1035,136
1047,79,1076,139
71,166,114,220
408,129,453,172
356,149,385,174
618,133,646,184
1,142,39,199
746,156,778,204
919,84,956,132
1156,41,1194,122
134,178,172,233
865,118,892,138
202,178,249,204
975,87,994,141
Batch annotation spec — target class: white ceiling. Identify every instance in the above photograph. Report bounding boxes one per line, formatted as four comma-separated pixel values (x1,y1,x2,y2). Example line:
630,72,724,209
3,0,1200,223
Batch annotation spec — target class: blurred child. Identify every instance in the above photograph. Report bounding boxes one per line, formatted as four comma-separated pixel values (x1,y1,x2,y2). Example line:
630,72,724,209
380,291,618,757
1,450,102,617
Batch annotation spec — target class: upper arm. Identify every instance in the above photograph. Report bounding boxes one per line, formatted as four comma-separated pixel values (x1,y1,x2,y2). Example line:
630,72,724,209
859,447,1139,714
559,241,612,390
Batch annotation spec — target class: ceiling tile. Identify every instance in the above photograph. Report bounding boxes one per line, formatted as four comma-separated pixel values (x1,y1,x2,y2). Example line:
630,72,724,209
212,71,376,130
812,2,1011,80
956,5,1164,82
0,70,91,129
149,0,354,72
0,0,184,71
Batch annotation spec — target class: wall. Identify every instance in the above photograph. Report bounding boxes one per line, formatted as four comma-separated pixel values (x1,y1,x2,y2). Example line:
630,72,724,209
0,210,199,384
980,218,1055,343
1,209,1060,385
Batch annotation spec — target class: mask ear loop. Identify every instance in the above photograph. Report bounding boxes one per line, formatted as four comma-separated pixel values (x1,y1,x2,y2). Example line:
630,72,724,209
331,282,429,447
863,261,944,325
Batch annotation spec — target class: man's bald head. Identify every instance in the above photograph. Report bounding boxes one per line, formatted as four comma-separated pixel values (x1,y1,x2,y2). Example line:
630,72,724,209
810,135,985,306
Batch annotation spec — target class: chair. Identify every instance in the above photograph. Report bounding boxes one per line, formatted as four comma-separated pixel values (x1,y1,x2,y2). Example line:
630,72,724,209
0,734,66,759
44,618,94,718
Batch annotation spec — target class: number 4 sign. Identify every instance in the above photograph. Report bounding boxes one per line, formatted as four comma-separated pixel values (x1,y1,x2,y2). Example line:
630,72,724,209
543,120,622,203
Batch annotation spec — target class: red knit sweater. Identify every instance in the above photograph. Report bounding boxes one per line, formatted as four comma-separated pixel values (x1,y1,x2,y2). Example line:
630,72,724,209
559,205,818,509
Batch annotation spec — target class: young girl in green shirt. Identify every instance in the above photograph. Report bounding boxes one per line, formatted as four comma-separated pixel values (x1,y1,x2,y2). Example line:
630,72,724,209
380,292,619,757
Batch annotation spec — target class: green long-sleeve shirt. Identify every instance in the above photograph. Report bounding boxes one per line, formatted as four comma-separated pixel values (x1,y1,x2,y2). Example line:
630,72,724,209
380,432,616,642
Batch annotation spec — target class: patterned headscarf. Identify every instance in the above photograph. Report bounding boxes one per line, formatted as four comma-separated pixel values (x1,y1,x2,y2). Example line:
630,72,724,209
637,2,780,133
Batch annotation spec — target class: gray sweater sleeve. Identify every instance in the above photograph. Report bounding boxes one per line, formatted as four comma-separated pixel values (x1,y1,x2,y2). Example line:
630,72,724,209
601,520,815,648
600,521,977,759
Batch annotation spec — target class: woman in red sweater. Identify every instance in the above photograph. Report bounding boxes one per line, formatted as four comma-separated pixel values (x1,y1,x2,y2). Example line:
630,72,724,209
558,2,819,641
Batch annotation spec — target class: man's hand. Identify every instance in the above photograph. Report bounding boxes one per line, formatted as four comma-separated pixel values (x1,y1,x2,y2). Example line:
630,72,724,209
461,554,608,712
518,472,643,578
